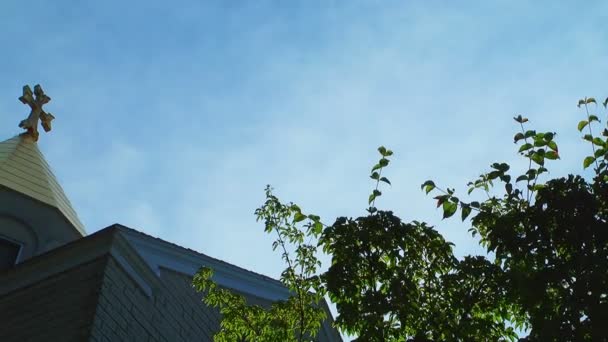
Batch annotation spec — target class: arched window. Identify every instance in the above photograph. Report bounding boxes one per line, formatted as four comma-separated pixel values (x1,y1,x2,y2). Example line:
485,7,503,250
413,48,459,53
0,237,21,271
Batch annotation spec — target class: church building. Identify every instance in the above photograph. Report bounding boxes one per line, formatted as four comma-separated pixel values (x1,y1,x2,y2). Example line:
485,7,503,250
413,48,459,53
0,85,341,341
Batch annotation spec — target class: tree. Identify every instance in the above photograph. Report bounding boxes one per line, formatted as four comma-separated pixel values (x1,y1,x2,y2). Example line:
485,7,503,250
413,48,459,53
320,149,519,341
422,98,608,340
194,96,608,341
192,186,327,342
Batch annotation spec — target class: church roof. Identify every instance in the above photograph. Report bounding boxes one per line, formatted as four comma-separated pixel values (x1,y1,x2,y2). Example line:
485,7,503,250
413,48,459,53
0,134,85,235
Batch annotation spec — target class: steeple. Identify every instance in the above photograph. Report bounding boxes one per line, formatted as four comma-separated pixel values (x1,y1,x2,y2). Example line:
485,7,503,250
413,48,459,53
0,84,84,267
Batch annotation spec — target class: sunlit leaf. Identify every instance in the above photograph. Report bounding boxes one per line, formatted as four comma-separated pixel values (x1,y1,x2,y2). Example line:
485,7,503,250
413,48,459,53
578,120,589,132
592,137,606,147
519,143,533,152
547,140,558,152
421,180,436,193
442,201,457,219
530,153,544,166
545,151,559,160
294,212,307,222
583,156,596,168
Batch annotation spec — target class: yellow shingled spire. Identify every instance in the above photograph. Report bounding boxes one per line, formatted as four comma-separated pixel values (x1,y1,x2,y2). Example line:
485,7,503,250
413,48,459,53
0,85,85,235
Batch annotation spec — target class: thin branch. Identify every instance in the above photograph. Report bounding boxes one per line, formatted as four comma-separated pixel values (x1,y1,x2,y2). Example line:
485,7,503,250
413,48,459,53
584,103,601,170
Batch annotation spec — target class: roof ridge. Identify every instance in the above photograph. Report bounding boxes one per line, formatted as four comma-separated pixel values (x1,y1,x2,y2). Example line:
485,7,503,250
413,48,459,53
114,224,284,287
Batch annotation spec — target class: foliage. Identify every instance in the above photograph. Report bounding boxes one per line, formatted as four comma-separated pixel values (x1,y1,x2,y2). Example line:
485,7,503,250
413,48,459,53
195,96,608,341
426,98,608,341
192,186,326,342
320,148,519,341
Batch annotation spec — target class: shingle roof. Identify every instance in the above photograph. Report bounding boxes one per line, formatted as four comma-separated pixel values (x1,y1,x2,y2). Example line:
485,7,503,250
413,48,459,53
115,224,285,288
0,134,85,235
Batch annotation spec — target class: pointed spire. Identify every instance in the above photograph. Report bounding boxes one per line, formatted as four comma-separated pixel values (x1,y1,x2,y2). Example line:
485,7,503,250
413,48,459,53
0,135,85,235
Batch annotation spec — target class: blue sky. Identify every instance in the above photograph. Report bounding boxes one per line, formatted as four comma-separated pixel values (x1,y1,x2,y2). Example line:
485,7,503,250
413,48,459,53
1,0,607,287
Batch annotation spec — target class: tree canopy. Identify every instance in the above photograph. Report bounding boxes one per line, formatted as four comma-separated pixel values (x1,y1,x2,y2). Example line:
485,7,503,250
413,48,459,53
193,96,608,341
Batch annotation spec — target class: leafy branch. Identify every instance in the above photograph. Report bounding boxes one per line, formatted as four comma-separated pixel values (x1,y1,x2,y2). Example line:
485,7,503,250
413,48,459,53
368,146,393,214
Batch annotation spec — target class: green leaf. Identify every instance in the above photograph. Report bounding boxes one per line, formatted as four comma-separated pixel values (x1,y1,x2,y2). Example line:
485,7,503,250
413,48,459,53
604,97,608,108
370,171,380,180
470,201,480,209
583,134,593,142
385,149,394,156
312,221,323,236
518,143,533,152
513,133,524,143
589,114,600,123
294,212,307,222
379,158,389,167
421,180,436,192
488,171,501,180
379,177,391,185
583,156,596,169
586,97,596,105
513,115,523,123
491,163,510,172
378,146,387,156
368,189,382,204
533,138,546,147
442,201,458,219
595,148,606,158
592,137,606,147
547,140,558,152
530,152,544,166
371,163,382,172
461,205,472,221
516,175,528,182
524,130,536,139
578,120,589,132
532,184,545,191
578,99,585,107
545,151,559,160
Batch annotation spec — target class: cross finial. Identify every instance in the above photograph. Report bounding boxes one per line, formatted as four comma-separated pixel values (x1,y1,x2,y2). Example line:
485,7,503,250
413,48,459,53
18,84,55,142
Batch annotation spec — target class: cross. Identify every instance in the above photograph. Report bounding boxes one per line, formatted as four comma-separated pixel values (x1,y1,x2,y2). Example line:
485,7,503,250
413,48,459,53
18,84,55,142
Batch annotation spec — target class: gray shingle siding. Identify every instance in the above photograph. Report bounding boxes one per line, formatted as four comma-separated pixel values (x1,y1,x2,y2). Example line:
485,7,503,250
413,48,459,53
0,257,106,342
0,227,342,341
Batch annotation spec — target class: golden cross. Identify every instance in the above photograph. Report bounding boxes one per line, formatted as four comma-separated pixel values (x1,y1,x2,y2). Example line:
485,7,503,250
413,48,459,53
18,84,55,142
